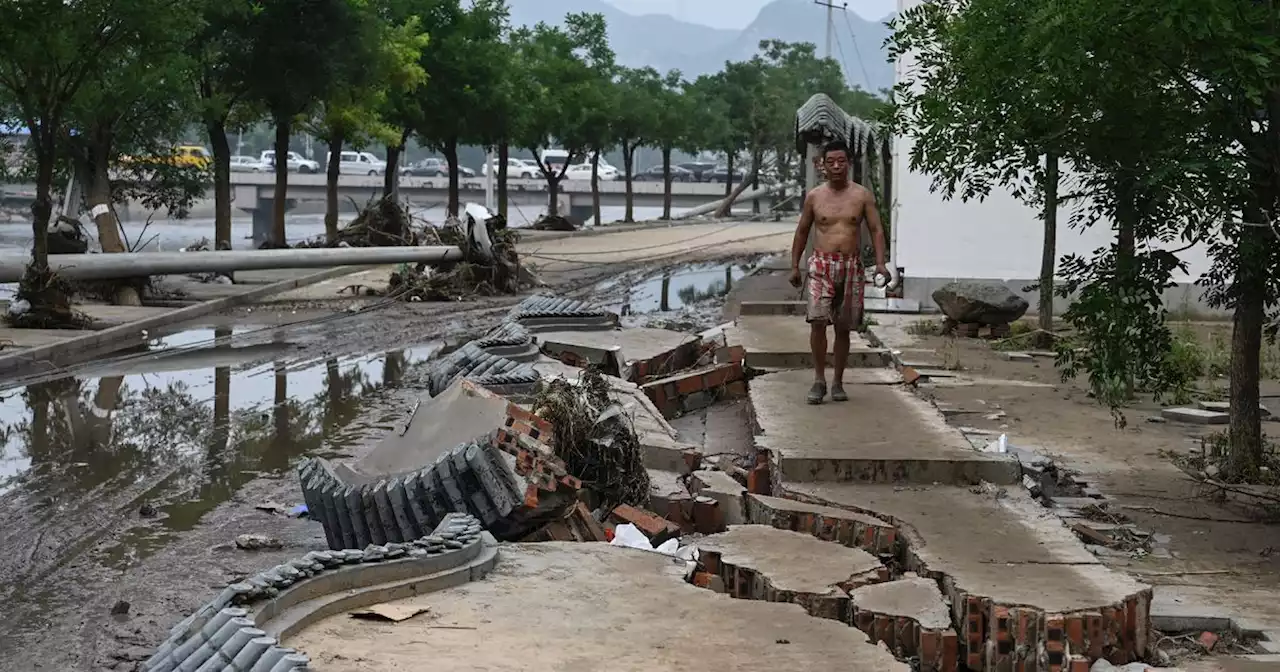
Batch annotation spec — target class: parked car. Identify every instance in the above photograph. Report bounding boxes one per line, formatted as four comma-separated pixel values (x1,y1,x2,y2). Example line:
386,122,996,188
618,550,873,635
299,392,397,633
123,144,211,170
400,157,472,177
480,158,536,179
563,162,620,181
229,155,265,172
538,149,572,173
260,150,320,173
706,165,746,183
325,150,385,175
678,161,718,181
635,164,694,182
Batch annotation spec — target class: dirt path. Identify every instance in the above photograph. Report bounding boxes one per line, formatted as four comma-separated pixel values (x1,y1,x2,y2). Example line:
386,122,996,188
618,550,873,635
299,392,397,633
0,219,789,671
871,315,1280,655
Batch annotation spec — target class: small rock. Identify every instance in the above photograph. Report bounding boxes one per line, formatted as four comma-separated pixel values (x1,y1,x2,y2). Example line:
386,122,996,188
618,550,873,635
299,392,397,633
138,504,157,518
1198,630,1219,652
110,600,130,616
235,534,283,551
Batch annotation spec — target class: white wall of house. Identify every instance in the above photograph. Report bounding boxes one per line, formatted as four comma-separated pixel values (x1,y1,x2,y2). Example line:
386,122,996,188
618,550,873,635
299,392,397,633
891,0,1218,314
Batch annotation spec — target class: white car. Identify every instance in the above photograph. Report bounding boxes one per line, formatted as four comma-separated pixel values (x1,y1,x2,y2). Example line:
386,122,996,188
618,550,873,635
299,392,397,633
229,155,265,172
327,150,385,175
563,163,619,181
482,158,537,179
260,150,320,174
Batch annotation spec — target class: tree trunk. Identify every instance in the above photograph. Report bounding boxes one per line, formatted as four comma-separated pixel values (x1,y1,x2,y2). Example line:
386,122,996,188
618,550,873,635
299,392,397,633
497,142,509,218
660,271,671,312
29,128,56,269
271,118,290,246
724,153,735,197
443,139,460,217
87,149,142,306
623,141,635,222
208,119,233,251
384,130,407,200
1037,152,1059,336
1227,216,1267,479
750,150,762,215
661,147,673,220
590,149,601,226
713,159,760,218
325,131,344,243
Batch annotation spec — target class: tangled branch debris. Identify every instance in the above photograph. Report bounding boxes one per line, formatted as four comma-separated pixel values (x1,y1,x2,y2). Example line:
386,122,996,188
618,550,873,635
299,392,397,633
387,208,524,302
335,195,418,247
532,367,650,511
5,264,91,329
530,213,576,231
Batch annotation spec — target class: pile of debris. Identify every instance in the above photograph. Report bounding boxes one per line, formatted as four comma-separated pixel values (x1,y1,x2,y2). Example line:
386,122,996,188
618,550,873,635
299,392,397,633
530,213,576,231
5,264,90,329
334,195,419,247
387,204,522,301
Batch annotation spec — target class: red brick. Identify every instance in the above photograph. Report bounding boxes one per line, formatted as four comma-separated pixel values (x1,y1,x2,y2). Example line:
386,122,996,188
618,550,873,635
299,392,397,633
1065,615,1084,654
609,504,681,544
692,497,725,534
723,344,746,363
746,453,771,495
941,630,958,672
902,365,921,385
853,609,875,634
873,615,893,647
1067,656,1090,672
1085,613,1104,659
724,380,748,398
691,571,715,588
675,372,705,395
1198,631,1218,652
919,629,941,671
1045,616,1066,670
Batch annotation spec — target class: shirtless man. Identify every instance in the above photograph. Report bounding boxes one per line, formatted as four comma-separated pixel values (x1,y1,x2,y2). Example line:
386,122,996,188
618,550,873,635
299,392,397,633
789,139,888,404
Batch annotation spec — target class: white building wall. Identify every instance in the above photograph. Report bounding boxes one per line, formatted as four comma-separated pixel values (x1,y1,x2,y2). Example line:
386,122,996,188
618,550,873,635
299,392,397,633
891,0,1217,314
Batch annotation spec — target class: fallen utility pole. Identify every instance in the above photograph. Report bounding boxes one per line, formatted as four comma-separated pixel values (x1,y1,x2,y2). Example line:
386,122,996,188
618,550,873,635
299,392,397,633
0,246,465,282
673,183,789,221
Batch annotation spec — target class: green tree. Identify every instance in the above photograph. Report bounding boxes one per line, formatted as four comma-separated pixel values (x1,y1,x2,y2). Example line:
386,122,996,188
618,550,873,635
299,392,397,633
307,3,427,241
510,12,614,216
0,0,146,273
65,0,204,306
188,0,258,253
239,0,368,246
612,67,661,222
646,70,690,220
414,0,508,216
887,0,1079,339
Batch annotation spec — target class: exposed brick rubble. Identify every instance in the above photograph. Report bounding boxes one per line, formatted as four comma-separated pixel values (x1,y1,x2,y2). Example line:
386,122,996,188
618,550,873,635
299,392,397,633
641,361,748,419
299,384,581,545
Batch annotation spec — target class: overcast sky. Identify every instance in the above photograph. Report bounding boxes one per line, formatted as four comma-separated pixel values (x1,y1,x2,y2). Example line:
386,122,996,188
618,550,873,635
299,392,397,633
603,0,896,30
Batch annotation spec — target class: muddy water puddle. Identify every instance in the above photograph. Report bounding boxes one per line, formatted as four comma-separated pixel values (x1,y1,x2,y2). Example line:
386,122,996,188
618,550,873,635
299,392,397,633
598,260,759,315
0,327,444,581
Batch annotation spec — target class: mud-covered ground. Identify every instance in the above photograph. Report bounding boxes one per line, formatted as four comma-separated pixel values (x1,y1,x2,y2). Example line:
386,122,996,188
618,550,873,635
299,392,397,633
0,221,790,670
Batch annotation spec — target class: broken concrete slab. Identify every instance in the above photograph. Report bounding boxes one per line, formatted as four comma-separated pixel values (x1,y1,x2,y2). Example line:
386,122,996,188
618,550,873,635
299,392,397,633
533,327,699,381
641,361,747,418
1162,407,1230,425
647,468,694,524
745,493,896,556
346,379,509,483
850,575,952,631
696,525,886,621
786,482,1153,668
750,369,1020,486
1000,351,1034,362
290,543,910,671
728,315,891,369
1197,400,1272,418
689,470,747,525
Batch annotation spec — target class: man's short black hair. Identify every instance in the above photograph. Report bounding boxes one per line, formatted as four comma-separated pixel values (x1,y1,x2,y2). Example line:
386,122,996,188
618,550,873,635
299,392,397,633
822,139,849,158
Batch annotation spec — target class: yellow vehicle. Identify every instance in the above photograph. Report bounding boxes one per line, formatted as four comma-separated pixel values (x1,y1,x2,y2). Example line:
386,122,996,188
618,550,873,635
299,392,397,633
170,145,211,169
120,144,211,170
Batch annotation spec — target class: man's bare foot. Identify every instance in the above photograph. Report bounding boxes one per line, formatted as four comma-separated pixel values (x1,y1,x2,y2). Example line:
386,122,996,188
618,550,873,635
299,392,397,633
831,385,848,402
807,380,827,404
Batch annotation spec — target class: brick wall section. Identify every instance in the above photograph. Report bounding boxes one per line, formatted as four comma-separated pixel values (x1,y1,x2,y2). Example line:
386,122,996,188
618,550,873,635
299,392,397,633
641,361,747,419
630,340,703,383
745,493,897,556
696,548,887,624
850,610,959,672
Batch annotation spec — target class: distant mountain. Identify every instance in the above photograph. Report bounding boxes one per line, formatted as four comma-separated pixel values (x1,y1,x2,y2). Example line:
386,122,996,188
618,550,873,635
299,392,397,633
505,0,894,93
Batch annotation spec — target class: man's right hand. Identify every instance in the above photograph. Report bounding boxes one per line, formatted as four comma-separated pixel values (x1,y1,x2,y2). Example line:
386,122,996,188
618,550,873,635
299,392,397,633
789,267,803,288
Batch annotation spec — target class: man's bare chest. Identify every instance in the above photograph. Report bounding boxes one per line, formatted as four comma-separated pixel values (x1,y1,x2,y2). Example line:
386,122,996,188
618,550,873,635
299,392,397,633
813,194,863,225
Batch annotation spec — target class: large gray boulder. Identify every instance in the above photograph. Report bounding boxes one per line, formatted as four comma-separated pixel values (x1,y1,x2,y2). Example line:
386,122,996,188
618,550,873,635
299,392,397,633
931,281,1029,325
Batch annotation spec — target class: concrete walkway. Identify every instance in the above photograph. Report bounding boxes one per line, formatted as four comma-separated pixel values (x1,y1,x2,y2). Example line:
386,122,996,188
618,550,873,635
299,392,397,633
724,279,1157,668
290,543,909,671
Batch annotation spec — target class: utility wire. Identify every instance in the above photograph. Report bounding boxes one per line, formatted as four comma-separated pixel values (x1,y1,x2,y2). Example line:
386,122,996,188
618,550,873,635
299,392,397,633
841,11,874,91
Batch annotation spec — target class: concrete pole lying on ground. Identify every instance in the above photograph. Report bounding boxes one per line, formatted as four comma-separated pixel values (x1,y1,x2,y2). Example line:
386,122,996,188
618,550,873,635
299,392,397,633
673,183,789,221
0,246,465,282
